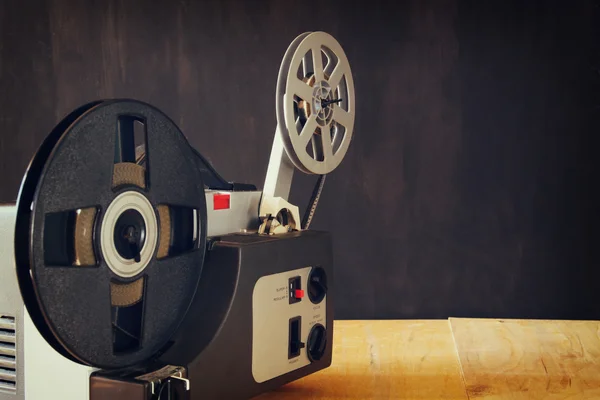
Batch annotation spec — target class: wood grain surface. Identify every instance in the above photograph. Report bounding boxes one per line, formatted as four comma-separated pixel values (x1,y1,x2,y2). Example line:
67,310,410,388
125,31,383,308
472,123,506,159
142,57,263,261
450,318,600,399
257,320,468,400
257,319,600,399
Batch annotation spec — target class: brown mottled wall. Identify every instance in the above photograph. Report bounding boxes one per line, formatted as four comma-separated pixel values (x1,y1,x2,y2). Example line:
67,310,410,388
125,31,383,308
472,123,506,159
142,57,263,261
1,0,599,319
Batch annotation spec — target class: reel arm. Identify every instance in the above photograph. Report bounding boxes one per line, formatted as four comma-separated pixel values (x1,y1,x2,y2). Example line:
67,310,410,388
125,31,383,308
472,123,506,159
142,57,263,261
259,127,301,235
260,126,327,232
262,127,295,201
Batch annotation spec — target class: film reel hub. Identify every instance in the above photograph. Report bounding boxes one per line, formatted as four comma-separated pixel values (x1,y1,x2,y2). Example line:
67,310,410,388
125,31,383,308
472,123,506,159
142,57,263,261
101,190,157,278
311,80,335,126
298,77,342,132
113,210,146,261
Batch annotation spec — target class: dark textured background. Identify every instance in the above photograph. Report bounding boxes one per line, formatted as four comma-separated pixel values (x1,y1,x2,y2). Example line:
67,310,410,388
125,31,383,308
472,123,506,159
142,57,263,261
1,0,599,320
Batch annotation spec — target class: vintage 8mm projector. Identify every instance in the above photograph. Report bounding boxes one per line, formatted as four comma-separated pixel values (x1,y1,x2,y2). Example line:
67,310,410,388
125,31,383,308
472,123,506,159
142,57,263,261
0,32,355,399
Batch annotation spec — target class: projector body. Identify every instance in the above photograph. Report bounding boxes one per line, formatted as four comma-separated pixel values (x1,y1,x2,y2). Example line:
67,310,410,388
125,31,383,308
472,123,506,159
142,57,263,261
0,30,354,400
1,190,333,400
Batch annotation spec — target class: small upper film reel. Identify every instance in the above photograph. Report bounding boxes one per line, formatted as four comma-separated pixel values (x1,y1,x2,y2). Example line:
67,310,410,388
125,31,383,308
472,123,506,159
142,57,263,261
276,31,355,175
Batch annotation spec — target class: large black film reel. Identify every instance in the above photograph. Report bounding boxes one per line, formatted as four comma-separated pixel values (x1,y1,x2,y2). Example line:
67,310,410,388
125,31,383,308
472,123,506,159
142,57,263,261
14,99,208,369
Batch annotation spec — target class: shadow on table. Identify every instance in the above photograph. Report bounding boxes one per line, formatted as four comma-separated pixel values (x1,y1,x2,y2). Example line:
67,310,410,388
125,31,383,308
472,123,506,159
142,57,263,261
254,371,467,399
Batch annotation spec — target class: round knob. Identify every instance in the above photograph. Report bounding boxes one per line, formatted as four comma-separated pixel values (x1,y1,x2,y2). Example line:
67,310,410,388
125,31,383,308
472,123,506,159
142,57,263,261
307,266,327,304
307,324,327,362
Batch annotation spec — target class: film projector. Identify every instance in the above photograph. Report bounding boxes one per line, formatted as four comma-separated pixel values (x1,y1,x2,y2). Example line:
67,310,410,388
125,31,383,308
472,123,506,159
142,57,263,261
0,31,354,399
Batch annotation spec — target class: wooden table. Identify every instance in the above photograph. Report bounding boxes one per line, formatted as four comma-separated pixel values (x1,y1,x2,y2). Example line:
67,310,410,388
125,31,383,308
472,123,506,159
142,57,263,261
256,319,600,399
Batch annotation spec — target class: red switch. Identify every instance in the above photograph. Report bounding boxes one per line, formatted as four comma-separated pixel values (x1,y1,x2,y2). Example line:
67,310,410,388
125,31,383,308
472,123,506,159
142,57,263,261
294,289,305,299
213,193,230,210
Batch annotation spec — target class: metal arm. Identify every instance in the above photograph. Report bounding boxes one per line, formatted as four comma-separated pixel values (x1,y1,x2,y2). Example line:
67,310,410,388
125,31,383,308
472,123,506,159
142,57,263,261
259,127,301,232
262,127,295,201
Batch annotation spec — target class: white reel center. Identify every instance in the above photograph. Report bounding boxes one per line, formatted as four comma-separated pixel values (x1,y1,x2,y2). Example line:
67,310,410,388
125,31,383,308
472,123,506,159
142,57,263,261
311,81,335,125
100,190,158,278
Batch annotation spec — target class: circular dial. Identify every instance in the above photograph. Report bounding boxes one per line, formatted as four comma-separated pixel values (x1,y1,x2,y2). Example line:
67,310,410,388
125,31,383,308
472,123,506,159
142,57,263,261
307,266,328,304
14,99,208,369
276,31,356,175
307,323,327,362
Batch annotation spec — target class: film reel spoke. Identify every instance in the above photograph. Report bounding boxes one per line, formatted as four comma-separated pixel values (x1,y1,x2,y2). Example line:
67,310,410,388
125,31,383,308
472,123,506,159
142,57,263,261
140,250,203,342
332,104,353,129
327,61,346,91
148,177,201,211
145,123,202,210
302,52,312,77
289,77,314,102
39,264,114,357
311,45,325,82
299,114,318,146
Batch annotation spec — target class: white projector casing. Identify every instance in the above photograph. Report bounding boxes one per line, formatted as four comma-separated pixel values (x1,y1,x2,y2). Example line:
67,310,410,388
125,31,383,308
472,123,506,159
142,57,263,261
0,189,261,400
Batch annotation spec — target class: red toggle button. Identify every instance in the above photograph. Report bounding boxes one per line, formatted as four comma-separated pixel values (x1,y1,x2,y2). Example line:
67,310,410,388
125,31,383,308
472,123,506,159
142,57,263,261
213,193,230,210
294,289,305,299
